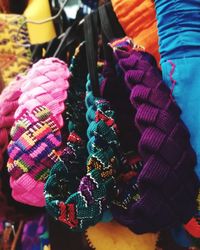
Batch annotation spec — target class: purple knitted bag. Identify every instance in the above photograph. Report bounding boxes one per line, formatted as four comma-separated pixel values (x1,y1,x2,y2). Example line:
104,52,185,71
108,38,199,234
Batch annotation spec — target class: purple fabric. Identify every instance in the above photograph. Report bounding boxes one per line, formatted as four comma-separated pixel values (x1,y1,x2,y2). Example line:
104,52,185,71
78,176,96,205
21,214,48,250
101,62,140,152
104,44,199,233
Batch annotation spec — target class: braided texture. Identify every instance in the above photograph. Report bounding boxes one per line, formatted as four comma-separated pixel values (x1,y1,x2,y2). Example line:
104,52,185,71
7,57,70,207
63,97,119,231
0,76,24,169
7,105,62,207
0,76,24,217
14,58,70,127
45,75,121,231
101,61,143,211
110,38,199,233
45,44,88,227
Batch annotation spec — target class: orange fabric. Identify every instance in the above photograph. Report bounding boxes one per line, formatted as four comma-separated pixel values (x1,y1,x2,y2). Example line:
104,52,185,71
86,220,158,250
111,0,160,66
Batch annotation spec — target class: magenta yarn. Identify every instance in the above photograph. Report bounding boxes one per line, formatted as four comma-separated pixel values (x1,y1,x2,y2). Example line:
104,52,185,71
7,58,70,207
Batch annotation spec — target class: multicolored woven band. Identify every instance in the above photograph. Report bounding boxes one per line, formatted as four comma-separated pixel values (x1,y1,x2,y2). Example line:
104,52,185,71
7,105,62,206
7,105,61,181
45,43,88,227
6,56,70,207
45,71,121,231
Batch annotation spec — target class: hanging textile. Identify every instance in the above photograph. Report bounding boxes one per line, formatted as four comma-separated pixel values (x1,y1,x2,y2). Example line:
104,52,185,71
23,0,56,44
0,14,31,86
111,0,160,66
86,220,158,250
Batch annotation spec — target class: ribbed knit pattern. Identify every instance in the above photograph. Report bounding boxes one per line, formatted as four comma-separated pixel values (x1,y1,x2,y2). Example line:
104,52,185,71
111,0,160,65
101,61,143,211
109,37,199,233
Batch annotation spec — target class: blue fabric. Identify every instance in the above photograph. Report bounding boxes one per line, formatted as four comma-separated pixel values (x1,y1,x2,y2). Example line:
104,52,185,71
171,226,193,247
101,210,113,222
154,0,200,246
154,0,200,64
162,60,199,248
162,56,200,181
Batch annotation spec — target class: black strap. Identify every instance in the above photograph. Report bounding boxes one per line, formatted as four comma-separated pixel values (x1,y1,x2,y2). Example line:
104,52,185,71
52,13,84,58
53,25,74,58
105,2,125,39
99,3,125,42
99,4,115,42
98,3,126,63
49,0,70,36
45,37,60,58
84,12,100,97
98,4,113,63
31,43,48,63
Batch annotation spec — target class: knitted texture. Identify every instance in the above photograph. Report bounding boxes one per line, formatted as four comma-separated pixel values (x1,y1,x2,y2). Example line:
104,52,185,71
7,57,70,207
7,105,62,207
109,37,199,233
64,98,119,231
0,75,24,218
70,79,120,230
111,0,160,65
0,14,32,85
101,61,143,210
0,75,24,169
61,43,88,145
45,75,121,231
45,44,88,226
14,57,70,127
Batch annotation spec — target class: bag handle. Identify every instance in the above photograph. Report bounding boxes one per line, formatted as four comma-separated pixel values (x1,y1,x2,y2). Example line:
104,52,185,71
84,11,100,97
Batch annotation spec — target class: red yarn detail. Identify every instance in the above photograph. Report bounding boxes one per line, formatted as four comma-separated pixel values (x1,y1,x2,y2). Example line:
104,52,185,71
120,171,138,182
95,110,112,125
68,132,82,144
96,110,119,133
58,202,78,228
127,155,142,165
168,60,176,100
184,216,200,238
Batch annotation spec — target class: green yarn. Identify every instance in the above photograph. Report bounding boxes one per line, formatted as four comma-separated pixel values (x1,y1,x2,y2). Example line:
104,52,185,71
45,43,88,224
45,50,122,231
